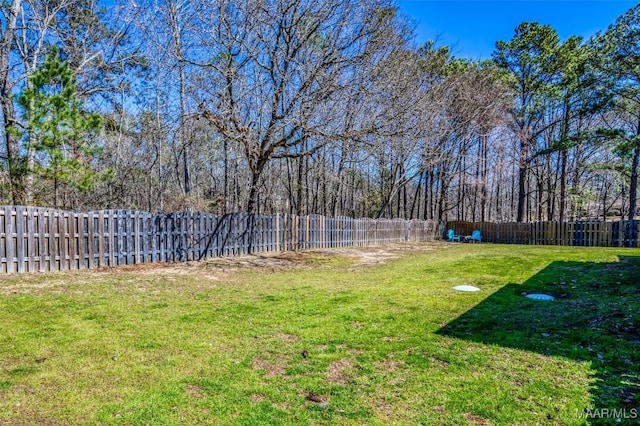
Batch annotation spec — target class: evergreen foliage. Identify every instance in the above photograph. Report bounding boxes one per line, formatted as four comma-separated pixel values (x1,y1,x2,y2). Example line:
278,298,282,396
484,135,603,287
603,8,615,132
15,47,105,208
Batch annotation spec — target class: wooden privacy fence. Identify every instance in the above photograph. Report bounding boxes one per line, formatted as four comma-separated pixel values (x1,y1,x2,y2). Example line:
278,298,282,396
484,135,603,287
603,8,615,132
0,206,444,274
448,220,640,248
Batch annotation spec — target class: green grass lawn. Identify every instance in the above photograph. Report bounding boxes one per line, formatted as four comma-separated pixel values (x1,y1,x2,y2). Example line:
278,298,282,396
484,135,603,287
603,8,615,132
0,243,639,425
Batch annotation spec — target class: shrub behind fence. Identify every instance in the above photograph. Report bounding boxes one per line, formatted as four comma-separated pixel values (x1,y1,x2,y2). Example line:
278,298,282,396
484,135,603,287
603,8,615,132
0,206,444,274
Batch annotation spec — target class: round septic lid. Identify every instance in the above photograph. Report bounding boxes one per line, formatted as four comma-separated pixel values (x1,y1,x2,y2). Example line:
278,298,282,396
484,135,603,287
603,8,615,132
525,293,555,301
452,285,481,292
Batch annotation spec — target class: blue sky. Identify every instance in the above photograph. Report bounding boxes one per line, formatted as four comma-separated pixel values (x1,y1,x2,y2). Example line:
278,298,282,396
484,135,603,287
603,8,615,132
396,0,637,60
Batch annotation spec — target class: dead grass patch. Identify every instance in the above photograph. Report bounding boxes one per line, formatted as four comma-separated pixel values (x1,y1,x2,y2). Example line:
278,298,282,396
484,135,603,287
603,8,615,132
374,356,402,372
251,357,286,378
369,398,394,418
429,356,450,368
326,358,354,385
184,384,204,399
4,408,69,426
464,412,492,425
388,376,406,385
250,394,266,403
0,242,443,296
274,333,299,342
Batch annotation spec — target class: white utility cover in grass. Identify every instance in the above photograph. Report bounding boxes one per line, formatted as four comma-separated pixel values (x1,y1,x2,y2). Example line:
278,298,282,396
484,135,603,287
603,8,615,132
452,285,481,292
525,293,555,301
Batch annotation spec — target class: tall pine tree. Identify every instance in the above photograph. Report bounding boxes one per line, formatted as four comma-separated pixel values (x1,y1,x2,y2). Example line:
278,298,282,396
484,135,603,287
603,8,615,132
15,47,104,209
593,5,640,220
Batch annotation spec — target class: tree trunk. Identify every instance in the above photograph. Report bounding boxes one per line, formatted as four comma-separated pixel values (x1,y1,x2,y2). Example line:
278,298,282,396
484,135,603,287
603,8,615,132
458,154,466,221
409,172,422,219
480,135,488,222
1,93,20,204
559,149,567,223
628,132,640,221
516,136,529,222
438,168,447,221
23,78,37,205
537,172,544,222
516,164,527,222
472,151,479,221
296,156,303,215
495,172,501,222
245,166,266,253
423,170,431,220
169,1,190,197
0,0,22,205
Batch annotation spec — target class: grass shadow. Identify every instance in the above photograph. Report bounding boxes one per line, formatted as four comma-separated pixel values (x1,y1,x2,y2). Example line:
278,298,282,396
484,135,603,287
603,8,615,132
438,256,640,425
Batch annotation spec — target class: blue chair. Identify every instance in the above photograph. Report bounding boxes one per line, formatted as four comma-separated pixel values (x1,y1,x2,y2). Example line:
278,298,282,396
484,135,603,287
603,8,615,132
470,229,482,243
447,229,461,242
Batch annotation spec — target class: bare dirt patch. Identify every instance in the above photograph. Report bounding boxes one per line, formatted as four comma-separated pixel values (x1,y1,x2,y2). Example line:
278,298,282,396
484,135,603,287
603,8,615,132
181,242,438,274
374,356,403,372
6,407,69,426
185,384,204,399
463,412,492,425
0,242,442,295
274,333,299,343
375,354,406,385
327,358,354,385
252,357,286,378
429,356,451,368
370,398,395,418
250,394,267,403
337,243,439,268
158,243,438,275
388,376,406,385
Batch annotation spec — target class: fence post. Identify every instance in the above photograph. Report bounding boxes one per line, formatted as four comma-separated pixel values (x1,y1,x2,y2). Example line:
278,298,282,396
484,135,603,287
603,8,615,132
77,211,86,270
71,211,80,270
86,212,94,268
25,207,36,272
274,214,279,252
14,206,25,273
97,210,105,267
62,210,71,270
4,207,17,274
37,209,47,272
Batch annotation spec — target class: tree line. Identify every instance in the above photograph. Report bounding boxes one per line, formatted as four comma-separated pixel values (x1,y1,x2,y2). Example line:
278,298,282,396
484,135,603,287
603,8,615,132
0,0,638,223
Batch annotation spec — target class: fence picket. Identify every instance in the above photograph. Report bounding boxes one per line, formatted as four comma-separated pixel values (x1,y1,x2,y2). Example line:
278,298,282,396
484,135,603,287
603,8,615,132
78,211,86,269
26,207,36,272
0,210,6,273
49,210,56,269
15,207,25,273
97,211,105,267
60,211,69,270
4,207,16,274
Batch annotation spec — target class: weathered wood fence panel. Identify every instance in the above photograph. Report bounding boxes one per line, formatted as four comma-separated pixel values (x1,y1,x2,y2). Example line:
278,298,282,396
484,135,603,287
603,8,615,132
5,207,640,275
0,206,444,274
447,220,640,248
